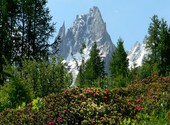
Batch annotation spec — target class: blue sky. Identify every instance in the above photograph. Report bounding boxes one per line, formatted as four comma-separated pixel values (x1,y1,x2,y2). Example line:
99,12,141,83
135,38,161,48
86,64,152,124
47,0,170,50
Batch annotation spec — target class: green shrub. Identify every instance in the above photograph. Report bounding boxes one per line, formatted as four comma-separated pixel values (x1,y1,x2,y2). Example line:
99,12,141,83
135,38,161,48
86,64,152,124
32,97,44,111
0,77,32,112
0,76,169,124
18,59,72,97
166,110,170,125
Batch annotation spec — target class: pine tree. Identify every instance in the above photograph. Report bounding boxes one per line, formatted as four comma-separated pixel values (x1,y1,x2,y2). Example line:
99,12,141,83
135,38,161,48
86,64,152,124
147,15,160,58
159,19,169,75
76,58,86,87
145,15,170,76
82,42,105,86
0,0,55,84
110,38,129,78
166,27,170,74
0,0,19,84
145,15,161,74
76,43,86,87
13,0,55,65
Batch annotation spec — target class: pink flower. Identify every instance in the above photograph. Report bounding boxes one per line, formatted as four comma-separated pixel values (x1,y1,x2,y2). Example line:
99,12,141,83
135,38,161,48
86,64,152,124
91,120,96,124
64,89,68,94
127,100,131,105
93,88,97,92
63,109,67,113
93,93,96,97
86,88,91,93
48,120,55,125
100,116,104,120
57,117,62,122
16,112,20,115
71,93,75,97
136,97,141,103
104,89,109,94
90,101,94,104
135,105,142,111
104,96,108,101
83,96,87,100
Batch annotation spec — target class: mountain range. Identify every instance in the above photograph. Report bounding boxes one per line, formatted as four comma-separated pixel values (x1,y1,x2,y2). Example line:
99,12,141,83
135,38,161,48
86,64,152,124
127,37,148,68
51,6,147,84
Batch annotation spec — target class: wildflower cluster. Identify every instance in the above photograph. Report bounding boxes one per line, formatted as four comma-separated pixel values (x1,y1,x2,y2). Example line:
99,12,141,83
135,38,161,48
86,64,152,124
0,77,169,124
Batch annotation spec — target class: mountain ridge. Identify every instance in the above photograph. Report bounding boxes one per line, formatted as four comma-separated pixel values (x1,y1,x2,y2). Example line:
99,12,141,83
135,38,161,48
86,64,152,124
52,6,116,85
52,6,149,85
127,37,149,68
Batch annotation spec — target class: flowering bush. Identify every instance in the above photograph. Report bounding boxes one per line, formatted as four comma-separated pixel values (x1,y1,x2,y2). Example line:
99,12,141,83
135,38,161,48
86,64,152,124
0,76,169,124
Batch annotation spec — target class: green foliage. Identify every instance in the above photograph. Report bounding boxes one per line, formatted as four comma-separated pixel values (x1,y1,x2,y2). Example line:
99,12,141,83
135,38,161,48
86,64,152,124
110,38,129,78
145,15,170,76
166,110,170,124
77,42,105,87
77,59,86,87
120,118,137,125
32,97,44,111
19,59,72,98
12,0,55,64
0,0,18,84
17,102,26,110
0,76,169,124
0,0,55,84
109,38,129,87
129,15,170,82
76,43,87,87
113,75,129,87
0,76,32,112
0,62,32,112
86,42,105,79
0,58,72,112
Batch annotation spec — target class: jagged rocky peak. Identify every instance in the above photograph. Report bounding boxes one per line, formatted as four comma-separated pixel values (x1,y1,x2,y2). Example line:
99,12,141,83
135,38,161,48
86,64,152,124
58,22,65,39
70,6,107,43
53,6,116,83
89,6,100,15
127,37,149,68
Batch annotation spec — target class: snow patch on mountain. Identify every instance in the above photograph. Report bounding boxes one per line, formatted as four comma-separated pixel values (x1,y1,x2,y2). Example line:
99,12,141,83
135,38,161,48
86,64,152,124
52,6,116,85
127,39,149,68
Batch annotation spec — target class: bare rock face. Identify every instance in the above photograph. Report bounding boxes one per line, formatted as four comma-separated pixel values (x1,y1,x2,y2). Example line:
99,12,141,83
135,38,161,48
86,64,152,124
127,37,149,68
52,6,116,82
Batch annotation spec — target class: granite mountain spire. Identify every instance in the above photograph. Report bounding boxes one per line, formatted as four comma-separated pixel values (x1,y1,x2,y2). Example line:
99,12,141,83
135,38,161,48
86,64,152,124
52,6,116,84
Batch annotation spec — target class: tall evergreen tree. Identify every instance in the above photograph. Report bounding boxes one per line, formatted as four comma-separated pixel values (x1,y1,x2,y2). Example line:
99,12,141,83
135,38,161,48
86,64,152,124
0,0,19,84
159,19,170,75
0,0,55,83
145,15,170,76
78,59,85,86
80,42,105,86
76,43,86,87
145,15,161,73
13,0,55,65
110,38,129,78
147,15,160,60
166,27,170,74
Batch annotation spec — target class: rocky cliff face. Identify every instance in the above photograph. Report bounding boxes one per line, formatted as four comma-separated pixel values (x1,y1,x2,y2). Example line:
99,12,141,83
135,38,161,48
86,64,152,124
52,6,116,82
127,37,149,68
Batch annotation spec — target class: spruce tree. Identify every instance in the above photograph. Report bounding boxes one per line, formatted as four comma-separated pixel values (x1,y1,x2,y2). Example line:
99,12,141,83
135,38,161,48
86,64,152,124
78,60,85,87
83,42,105,85
77,43,86,87
159,19,168,75
110,38,129,78
145,15,170,76
13,0,55,65
0,0,55,83
145,15,161,74
166,27,170,74
0,0,19,84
